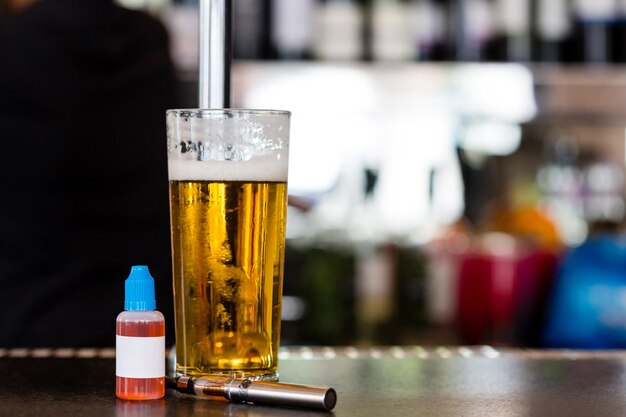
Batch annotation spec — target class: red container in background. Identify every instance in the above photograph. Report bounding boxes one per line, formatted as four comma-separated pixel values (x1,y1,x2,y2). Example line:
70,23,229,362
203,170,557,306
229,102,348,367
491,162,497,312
457,239,559,346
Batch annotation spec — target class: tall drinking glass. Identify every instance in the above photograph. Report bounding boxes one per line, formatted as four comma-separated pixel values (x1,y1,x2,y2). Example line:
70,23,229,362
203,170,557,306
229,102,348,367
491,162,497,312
167,109,290,381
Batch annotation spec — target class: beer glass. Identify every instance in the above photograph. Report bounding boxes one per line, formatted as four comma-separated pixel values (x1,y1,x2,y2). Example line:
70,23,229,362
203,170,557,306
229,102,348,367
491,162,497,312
167,109,290,381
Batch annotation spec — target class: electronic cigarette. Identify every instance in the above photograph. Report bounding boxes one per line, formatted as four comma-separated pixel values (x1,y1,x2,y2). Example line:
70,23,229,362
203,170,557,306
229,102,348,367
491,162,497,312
166,375,337,411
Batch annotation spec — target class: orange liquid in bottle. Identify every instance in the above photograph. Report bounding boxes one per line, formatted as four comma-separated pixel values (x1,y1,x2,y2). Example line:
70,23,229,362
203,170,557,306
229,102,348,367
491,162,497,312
116,316,165,400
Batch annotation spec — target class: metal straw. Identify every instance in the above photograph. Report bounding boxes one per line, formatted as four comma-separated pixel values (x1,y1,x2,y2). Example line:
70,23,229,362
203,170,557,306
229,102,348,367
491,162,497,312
198,0,232,108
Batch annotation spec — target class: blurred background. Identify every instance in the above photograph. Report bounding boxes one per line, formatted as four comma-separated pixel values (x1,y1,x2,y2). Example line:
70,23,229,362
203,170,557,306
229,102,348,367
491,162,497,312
133,0,626,348
10,0,626,348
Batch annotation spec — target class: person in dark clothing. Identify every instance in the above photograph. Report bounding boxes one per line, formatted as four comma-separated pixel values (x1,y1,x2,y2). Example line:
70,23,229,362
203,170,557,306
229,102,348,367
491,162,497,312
0,0,177,347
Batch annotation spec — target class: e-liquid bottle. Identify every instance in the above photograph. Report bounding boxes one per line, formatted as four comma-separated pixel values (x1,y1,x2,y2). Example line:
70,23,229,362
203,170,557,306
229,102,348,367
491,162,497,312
116,265,165,400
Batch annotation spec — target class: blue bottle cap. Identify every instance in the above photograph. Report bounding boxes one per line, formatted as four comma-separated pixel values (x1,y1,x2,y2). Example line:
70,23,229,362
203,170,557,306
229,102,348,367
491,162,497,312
124,265,157,311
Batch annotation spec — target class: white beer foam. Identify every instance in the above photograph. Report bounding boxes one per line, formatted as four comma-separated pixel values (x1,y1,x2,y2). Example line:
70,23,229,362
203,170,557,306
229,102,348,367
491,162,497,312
168,156,288,182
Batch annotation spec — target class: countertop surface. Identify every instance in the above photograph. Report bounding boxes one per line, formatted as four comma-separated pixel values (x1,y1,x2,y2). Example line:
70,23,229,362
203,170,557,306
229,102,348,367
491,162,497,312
2,346,626,416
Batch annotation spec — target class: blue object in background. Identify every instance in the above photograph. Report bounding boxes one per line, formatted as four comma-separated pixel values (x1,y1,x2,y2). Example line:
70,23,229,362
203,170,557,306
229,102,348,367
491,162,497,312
544,234,626,349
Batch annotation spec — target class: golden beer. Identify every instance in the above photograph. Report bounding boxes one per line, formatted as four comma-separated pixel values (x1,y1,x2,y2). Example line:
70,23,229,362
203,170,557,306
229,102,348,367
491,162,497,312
170,179,287,378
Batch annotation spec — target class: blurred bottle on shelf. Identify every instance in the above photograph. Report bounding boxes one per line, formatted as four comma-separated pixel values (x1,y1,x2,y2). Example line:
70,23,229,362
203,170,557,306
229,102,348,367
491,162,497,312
583,161,625,222
168,0,626,64
543,222,626,349
282,244,357,346
534,138,624,246
449,0,495,61
408,0,447,61
493,0,532,61
394,246,430,343
164,1,199,73
456,177,562,346
312,0,365,60
355,244,397,344
613,1,626,62
426,221,471,329
371,0,415,61
535,0,572,62
482,190,562,253
233,0,272,59
116,0,170,15
572,0,616,64
271,0,316,59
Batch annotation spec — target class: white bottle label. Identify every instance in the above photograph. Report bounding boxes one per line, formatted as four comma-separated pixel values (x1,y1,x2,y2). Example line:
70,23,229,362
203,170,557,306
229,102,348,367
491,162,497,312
116,335,165,379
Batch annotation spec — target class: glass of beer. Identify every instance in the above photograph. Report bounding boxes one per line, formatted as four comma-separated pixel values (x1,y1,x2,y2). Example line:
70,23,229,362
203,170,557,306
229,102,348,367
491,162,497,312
166,109,290,381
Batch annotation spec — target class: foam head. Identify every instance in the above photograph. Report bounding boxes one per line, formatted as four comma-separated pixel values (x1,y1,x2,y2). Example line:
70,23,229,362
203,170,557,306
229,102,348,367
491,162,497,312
167,109,290,182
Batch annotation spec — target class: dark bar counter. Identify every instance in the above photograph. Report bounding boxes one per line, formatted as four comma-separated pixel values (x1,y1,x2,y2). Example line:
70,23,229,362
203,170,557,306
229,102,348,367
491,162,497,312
2,346,626,416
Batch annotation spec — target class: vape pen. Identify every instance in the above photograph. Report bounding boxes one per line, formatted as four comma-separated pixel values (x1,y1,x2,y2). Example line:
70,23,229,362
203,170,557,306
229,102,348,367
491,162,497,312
166,375,337,411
